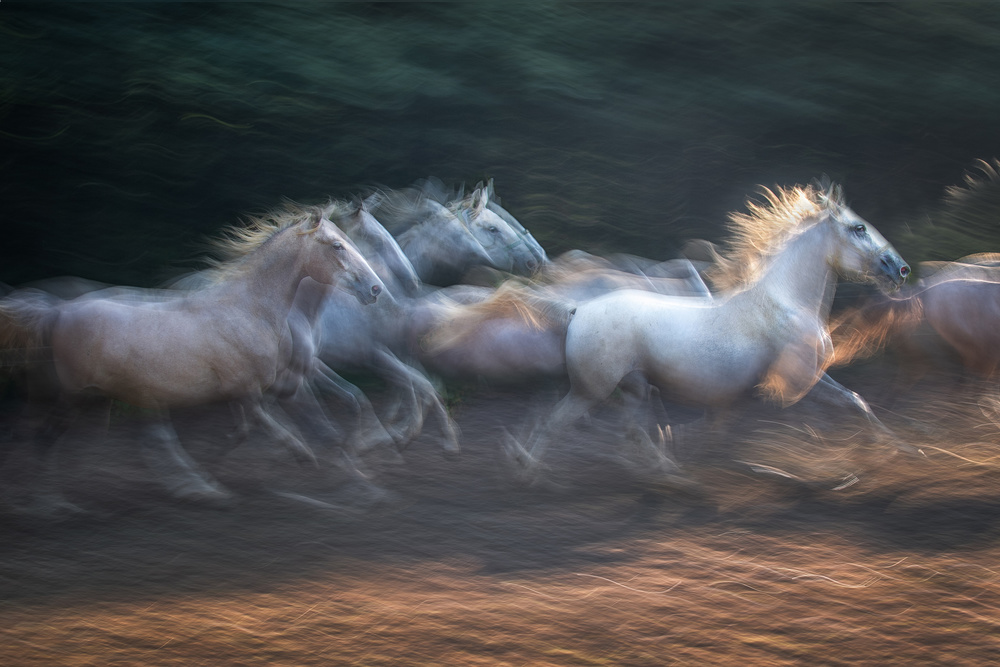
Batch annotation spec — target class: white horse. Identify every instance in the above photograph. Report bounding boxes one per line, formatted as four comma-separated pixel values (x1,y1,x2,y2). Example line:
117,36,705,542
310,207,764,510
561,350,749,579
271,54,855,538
314,196,462,455
375,180,542,286
0,204,384,512
508,181,913,479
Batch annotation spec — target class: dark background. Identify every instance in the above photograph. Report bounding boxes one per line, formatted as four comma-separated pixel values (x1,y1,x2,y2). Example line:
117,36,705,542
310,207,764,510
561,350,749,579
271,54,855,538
3,3,1000,287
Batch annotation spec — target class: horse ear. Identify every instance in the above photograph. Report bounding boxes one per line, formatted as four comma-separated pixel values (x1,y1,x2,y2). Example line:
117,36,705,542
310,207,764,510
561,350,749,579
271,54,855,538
471,184,489,217
307,208,324,229
813,175,841,209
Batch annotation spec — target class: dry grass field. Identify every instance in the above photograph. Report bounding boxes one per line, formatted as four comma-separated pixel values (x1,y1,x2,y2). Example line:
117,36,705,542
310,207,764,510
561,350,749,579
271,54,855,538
3,366,1000,665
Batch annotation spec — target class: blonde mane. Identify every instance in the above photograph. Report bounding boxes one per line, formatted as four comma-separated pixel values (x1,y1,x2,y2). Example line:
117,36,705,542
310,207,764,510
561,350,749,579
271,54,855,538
423,283,574,354
706,183,842,291
187,200,346,284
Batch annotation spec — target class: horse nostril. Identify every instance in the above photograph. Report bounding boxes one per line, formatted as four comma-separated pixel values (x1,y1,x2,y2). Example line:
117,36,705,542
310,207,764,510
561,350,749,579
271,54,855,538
900,265,910,278
371,284,382,296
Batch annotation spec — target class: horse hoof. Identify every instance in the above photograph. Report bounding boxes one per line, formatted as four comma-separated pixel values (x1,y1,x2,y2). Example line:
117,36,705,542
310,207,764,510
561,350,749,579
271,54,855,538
170,481,236,508
12,495,88,522
895,441,926,457
501,433,533,469
285,439,319,468
354,426,396,454
831,473,860,491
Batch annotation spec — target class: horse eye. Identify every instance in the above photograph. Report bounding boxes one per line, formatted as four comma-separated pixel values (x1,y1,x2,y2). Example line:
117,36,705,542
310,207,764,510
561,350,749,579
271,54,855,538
488,226,498,233
853,223,866,234
333,241,343,249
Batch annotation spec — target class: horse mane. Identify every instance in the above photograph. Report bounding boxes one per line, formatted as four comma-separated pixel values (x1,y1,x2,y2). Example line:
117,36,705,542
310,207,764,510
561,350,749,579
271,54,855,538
369,186,443,235
937,158,1000,244
199,200,331,280
536,250,616,285
422,282,574,354
706,183,843,291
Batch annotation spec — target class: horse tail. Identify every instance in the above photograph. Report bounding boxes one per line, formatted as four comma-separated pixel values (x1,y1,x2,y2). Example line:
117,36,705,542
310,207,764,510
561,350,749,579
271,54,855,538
0,289,60,363
828,292,924,366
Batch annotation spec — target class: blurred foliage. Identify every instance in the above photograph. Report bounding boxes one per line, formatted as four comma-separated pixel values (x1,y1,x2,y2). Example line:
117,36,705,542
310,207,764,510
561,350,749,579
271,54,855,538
2,3,1000,285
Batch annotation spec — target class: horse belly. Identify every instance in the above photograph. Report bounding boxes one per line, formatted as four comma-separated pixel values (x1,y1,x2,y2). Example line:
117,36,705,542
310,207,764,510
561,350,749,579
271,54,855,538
424,320,565,383
644,339,766,405
567,292,767,406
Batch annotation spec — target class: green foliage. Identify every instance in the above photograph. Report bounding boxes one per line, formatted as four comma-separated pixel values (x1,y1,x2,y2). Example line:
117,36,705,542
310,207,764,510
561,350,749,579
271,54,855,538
3,4,1000,283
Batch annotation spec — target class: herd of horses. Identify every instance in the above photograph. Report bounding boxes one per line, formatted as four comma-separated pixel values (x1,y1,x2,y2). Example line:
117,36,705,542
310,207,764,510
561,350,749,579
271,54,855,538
1,170,999,519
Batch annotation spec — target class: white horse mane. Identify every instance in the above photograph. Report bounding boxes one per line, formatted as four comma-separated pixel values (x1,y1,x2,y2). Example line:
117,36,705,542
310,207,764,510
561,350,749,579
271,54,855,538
707,182,845,291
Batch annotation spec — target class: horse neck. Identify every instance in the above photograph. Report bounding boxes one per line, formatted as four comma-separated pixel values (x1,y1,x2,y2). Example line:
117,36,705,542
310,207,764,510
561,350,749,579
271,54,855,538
742,222,838,321
399,223,470,286
224,230,319,328
292,277,332,325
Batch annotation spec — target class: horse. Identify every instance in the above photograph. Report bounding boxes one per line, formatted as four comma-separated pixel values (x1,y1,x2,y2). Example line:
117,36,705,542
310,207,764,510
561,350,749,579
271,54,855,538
313,197,462,455
404,248,717,474
372,185,496,287
444,179,547,279
411,282,576,386
480,178,550,272
831,254,1000,386
0,203,384,513
374,180,541,286
506,181,913,481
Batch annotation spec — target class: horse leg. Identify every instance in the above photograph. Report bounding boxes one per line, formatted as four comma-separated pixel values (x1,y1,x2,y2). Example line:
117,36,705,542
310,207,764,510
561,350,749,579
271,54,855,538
242,398,318,467
277,380,344,451
619,373,681,473
313,361,395,453
225,401,251,446
373,348,460,455
10,396,86,518
808,373,923,456
505,390,597,476
138,412,234,505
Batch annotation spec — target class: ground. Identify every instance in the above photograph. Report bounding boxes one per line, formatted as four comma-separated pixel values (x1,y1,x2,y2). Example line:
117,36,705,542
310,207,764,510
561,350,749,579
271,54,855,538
2,364,1000,665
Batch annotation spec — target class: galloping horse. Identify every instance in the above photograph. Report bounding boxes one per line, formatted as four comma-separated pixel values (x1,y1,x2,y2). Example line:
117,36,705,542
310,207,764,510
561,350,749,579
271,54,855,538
373,185,496,287
312,196,462,455
832,254,1000,382
375,180,541,286
0,204,384,511
444,179,545,279
508,181,912,476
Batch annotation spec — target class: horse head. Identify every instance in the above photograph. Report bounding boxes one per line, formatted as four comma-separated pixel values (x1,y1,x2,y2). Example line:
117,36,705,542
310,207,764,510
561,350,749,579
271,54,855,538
455,183,540,277
819,183,910,293
306,211,384,305
342,194,421,297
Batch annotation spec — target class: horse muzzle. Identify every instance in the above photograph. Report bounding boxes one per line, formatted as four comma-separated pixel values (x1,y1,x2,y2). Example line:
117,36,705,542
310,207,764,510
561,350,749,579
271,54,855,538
355,282,382,305
879,251,911,289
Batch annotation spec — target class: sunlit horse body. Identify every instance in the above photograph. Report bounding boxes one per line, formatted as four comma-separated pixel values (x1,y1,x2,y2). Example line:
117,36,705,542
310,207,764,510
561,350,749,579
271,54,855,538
0,205,384,510
832,254,1000,383
410,249,711,388
508,182,912,476
831,159,1000,386
308,182,551,452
